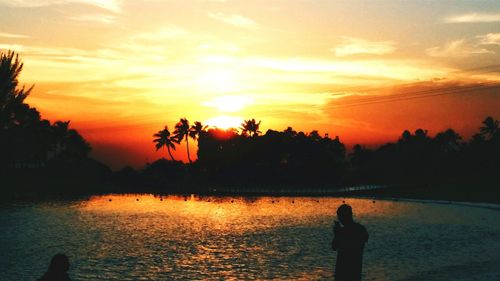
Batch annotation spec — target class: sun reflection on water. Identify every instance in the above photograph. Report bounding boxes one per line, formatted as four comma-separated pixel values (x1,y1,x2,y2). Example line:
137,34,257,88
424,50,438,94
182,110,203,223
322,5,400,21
80,194,360,232
4,194,499,280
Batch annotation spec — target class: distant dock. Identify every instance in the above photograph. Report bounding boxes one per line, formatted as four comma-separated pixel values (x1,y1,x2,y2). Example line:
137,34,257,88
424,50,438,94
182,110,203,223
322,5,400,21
208,184,390,196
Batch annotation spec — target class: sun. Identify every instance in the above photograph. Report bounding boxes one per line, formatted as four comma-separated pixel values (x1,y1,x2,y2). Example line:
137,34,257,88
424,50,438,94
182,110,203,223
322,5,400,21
205,116,243,130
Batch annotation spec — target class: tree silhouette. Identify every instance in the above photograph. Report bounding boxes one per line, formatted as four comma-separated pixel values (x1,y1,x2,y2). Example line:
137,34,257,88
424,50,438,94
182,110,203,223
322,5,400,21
189,121,207,142
480,116,499,140
434,128,462,153
1,51,109,193
61,128,91,161
414,128,429,141
283,126,297,137
308,130,322,141
240,118,261,137
1,51,33,129
174,118,192,163
153,126,177,161
400,130,412,143
52,120,70,155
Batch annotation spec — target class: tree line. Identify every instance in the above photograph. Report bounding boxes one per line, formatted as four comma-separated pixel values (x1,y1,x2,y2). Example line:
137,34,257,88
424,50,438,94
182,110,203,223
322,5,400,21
2,50,499,195
143,114,499,192
1,51,111,194
350,117,499,186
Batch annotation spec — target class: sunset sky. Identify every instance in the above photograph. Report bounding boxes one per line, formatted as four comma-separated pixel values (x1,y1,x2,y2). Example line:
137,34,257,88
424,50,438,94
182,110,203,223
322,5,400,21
1,0,500,168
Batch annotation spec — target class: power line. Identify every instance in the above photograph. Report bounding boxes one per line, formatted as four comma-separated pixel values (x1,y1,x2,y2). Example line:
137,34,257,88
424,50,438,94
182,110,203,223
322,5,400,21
332,82,495,105
458,64,500,73
330,82,500,109
336,63,500,95
333,83,492,106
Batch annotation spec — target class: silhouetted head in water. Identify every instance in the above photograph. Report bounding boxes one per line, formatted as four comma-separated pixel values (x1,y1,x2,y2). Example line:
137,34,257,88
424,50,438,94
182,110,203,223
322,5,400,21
49,254,69,272
337,204,353,225
37,254,71,281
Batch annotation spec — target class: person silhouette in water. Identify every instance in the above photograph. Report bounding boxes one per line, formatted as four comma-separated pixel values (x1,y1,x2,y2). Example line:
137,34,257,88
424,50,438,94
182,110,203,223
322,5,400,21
331,204,368,281
37,254,71,281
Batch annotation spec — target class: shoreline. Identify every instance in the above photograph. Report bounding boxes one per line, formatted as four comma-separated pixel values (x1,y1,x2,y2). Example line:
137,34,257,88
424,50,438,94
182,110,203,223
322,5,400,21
3,188,500,209
346,195,500,211
339,184,500,205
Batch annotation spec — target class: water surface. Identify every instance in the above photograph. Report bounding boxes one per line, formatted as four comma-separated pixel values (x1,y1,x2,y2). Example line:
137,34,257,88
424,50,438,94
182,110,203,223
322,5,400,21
1,195,499,280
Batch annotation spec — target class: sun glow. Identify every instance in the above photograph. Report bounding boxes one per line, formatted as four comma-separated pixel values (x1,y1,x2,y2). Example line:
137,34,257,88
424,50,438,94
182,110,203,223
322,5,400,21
202,95,253,112
205,116,243,130
197,69,239,93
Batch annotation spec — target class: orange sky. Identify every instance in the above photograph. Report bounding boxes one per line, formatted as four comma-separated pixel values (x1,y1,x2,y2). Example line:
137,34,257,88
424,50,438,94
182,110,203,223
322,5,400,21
1,0,500,168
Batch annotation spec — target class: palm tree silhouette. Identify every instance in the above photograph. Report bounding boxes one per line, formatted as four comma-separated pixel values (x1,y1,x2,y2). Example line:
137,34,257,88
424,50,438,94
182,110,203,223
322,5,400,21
174,118,192,163
153,126,177,161
480,116,499,140
240,118,261,137
189,121,207,141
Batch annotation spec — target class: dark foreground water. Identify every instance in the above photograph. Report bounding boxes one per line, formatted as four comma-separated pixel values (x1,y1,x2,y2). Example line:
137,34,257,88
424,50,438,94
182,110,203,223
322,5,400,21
1,195,500,281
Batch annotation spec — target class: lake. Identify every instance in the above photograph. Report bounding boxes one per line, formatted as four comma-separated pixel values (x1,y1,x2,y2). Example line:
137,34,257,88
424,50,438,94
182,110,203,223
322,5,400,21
1,195,499,280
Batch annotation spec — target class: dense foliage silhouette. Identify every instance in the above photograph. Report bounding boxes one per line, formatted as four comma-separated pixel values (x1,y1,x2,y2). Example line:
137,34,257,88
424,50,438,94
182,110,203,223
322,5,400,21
0,51,111,196
143,115,499,196
349,120,500,187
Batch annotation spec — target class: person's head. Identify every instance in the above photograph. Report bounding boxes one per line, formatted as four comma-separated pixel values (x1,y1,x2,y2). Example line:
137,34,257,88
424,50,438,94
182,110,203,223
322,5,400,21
47,253,70,273
337,204,353,225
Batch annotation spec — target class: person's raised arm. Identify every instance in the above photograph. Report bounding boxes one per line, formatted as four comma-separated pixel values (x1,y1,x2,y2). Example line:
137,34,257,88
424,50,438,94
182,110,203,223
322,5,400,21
331,221,342,250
